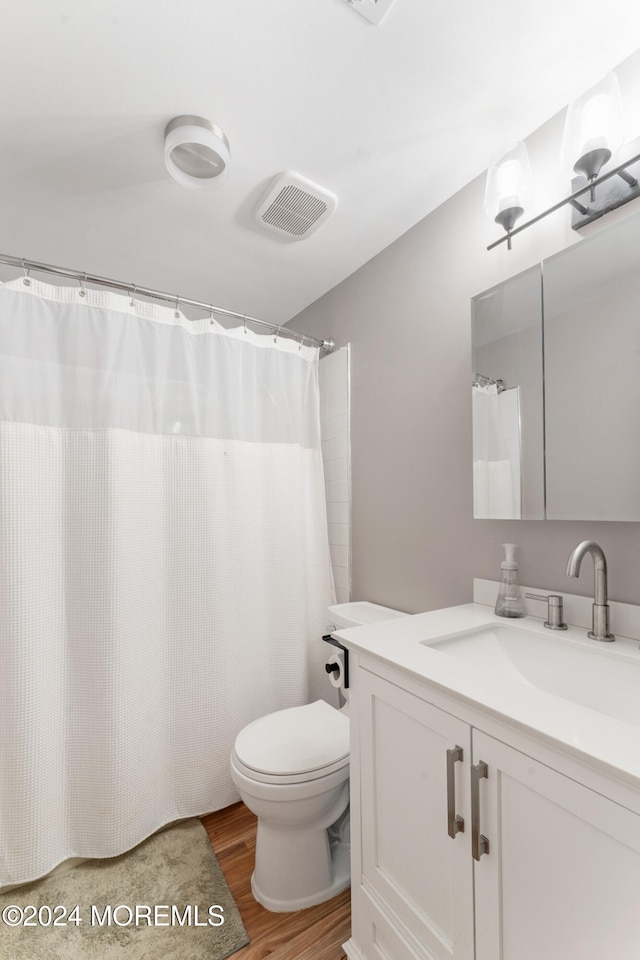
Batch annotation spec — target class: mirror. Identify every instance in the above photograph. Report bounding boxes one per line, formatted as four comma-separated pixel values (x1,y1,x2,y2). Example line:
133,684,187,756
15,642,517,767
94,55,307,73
472,208,640,521
471,265,544,519
544,213,640,520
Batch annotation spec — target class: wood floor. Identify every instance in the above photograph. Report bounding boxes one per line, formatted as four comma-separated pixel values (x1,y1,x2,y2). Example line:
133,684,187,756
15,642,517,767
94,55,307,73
201,802,350,960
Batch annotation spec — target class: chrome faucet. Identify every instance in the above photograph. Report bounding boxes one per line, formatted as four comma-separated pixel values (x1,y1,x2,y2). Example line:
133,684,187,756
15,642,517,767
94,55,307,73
565,540,614,642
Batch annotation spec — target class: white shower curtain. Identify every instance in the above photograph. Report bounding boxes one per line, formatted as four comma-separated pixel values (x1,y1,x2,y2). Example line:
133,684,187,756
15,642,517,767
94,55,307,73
0,279,334,887
472,383,522,519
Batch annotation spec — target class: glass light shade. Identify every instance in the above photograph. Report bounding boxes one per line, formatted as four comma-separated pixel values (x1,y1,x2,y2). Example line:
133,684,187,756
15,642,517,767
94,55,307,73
484,141,533,228
560,72,625,177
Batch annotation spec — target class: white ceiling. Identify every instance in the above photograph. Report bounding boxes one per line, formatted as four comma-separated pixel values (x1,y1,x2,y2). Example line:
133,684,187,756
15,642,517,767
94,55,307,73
1,2,639,325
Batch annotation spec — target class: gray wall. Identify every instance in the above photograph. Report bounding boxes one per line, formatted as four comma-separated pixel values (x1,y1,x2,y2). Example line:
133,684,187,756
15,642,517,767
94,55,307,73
291,52,640,611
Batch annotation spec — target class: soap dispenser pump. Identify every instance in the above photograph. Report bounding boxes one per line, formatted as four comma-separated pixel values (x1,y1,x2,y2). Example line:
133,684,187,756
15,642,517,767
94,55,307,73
495,543,525,618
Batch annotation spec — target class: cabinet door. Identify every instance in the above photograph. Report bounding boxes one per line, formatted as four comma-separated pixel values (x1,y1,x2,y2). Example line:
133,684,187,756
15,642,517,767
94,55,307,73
473,730,640,960
358,669,474,960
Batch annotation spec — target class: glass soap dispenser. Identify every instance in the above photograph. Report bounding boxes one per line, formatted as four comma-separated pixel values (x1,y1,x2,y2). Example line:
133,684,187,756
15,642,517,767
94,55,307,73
494,543,525,618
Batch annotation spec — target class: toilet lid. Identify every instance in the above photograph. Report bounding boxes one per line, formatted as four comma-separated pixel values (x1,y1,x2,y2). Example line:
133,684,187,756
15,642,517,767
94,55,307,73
234,700,349,777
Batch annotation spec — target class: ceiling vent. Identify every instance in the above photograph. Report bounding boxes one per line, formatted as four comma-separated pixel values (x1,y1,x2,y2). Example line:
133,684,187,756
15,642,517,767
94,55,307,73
342,0,396,25
254,172,337,240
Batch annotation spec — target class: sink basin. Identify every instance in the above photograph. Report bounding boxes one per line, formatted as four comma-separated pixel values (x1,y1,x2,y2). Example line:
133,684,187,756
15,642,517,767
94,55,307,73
426,624,640,726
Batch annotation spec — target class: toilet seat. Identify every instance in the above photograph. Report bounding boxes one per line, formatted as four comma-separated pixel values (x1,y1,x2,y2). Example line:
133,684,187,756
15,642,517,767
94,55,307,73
231,749,349,785
233,700,349,785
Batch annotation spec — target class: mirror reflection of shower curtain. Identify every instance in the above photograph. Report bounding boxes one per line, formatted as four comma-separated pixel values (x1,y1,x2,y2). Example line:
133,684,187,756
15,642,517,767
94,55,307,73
473,384,522,519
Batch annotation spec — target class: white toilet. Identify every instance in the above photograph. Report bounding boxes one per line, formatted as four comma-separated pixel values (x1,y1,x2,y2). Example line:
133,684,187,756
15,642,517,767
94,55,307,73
230,601,406,912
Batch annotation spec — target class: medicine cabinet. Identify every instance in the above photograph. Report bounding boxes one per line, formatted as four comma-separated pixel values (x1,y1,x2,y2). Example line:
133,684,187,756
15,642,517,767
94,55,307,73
472,208,640,521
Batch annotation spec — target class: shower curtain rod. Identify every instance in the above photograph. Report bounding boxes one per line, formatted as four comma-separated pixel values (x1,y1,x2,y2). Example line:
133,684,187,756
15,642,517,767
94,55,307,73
472,373,507,393
0,252,336,353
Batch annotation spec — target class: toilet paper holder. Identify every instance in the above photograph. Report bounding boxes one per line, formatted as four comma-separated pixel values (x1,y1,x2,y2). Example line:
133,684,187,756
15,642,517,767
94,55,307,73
322,633,349,689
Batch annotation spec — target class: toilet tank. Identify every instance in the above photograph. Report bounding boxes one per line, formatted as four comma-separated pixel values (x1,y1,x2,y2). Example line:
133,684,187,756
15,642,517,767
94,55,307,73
327,601,407,630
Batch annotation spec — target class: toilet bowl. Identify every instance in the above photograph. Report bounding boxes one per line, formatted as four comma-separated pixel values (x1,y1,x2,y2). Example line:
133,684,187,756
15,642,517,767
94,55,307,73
230,601,407,912
230,699,350,911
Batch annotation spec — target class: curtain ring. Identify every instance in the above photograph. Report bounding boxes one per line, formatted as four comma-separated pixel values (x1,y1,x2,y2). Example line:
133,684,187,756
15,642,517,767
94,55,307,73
174,295,180,319
209,306,215,326
22,259,31,287
78,273,87,297
243,315,248,335
129,284,136,307
272,327,278,343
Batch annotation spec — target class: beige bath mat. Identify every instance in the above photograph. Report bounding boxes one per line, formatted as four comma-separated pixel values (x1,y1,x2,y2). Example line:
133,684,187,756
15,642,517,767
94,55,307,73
0,818,249,959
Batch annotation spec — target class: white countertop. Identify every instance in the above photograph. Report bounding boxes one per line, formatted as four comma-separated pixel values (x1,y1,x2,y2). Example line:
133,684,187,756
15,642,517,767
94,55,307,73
334,603,640,789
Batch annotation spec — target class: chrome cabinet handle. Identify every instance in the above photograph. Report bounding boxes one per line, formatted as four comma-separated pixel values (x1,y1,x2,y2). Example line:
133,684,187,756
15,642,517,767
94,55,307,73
446,745,465,839
471,761,490,860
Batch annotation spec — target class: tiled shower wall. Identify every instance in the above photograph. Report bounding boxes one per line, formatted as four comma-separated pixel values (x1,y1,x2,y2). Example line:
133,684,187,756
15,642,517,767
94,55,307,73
319,345,351,604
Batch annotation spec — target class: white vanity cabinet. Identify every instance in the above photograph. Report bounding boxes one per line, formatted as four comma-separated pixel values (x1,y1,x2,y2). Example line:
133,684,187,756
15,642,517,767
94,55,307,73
347,656,640,960
473,730,640,960
355,667,473,960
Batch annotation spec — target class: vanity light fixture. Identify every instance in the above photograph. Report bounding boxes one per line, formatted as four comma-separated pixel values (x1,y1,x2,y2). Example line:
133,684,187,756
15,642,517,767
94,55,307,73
487,72,640,250
484,141,533,249
164,115,230,189
561,72,625,200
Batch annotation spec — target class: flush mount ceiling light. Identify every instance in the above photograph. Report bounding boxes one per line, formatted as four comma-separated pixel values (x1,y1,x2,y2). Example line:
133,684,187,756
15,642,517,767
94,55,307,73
342,0,396,25
164,115,230,189
486,71,640,250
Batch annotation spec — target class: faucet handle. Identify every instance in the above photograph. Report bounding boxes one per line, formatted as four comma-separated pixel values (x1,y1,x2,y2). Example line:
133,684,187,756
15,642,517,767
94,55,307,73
525,593,568,631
